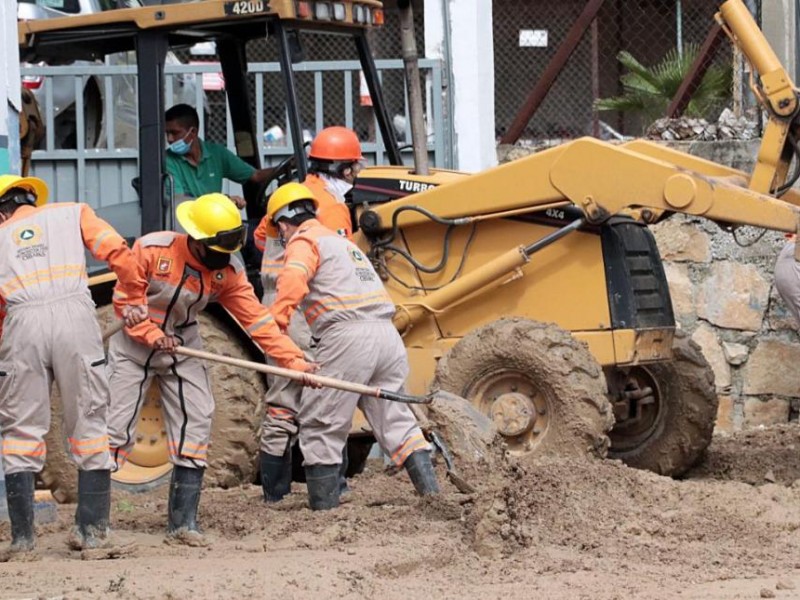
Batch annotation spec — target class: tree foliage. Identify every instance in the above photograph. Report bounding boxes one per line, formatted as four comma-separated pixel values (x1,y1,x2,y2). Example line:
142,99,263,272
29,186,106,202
596,44,732,126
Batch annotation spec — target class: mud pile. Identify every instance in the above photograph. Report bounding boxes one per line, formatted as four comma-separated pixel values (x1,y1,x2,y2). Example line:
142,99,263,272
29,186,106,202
469,446,800,574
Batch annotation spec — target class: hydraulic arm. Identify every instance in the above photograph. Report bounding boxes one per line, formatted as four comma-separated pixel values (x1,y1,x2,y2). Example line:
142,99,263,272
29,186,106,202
363,0,800,334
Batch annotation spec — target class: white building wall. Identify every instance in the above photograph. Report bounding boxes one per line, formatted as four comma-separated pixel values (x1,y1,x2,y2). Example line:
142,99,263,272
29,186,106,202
425,0,496,172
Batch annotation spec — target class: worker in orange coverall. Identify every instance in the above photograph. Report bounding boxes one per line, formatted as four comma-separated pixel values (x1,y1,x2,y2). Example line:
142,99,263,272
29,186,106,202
0,174,148,558
265,182,439,511
253,127,363,503
105,192,316,544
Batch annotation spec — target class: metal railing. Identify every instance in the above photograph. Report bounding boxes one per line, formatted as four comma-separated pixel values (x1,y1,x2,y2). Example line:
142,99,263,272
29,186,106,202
23,58,449,237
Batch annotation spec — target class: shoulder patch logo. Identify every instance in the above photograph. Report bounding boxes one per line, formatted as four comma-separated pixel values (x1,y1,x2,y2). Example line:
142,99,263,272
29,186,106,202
156,257,173,274
349,248,365,263
13,224,42,247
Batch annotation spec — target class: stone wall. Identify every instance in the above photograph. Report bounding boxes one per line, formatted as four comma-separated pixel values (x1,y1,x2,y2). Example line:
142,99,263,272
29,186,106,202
497,140,799,433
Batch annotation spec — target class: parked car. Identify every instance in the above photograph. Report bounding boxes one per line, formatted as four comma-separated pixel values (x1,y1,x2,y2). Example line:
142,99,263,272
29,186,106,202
18,0,204,150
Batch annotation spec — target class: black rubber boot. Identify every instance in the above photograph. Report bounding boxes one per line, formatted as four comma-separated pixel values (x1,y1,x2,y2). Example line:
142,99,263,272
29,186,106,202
167,466,204,540
74,469,111,549
260,450,292,503
338,444,350,496
404,450,440,496
304,464,341,511
5,472,35,553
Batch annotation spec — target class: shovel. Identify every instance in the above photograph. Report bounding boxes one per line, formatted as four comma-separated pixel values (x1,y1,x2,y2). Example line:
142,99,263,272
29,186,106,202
175,346,435,405
103,320,479,492
103,320,430,403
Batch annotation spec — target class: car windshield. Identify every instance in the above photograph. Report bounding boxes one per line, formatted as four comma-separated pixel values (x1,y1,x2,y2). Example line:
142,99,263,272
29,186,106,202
18,0,81,12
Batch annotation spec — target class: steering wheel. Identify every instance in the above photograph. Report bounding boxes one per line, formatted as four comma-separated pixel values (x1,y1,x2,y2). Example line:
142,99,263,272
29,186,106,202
254,153,297,209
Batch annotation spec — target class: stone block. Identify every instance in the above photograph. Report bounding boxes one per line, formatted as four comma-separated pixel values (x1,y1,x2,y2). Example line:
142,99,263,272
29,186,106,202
743,397,790,428
715,395,735,433
722,341,749,366
653,219,711,263
696,261,769,331
663,262,695,322
743,339,800,397
691,323,731,391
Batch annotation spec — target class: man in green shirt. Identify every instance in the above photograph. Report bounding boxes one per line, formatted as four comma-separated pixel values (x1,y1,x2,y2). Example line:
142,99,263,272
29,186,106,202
165,104,278,209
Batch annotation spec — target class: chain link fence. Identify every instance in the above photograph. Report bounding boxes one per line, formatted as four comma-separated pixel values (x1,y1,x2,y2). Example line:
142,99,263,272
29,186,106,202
493,0,762,147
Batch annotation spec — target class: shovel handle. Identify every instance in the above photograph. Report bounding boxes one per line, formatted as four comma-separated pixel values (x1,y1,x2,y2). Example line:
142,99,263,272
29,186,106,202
102,319,126,341
174,346,432,404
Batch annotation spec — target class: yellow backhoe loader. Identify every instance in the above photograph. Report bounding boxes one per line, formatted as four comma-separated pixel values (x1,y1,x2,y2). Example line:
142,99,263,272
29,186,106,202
17,0,800,501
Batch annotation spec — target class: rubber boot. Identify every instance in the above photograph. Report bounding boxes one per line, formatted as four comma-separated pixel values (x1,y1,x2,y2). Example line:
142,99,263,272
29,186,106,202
260,450,292,503
404,450,440,496
304,464,340,511
167,466,205,545
4,472,35,555
338,444,350,498
73,469,111,549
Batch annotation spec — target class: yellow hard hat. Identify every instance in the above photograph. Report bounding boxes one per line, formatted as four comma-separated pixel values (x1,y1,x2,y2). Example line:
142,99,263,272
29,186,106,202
266,182,318,224
0,175,48,206
176,193,245,253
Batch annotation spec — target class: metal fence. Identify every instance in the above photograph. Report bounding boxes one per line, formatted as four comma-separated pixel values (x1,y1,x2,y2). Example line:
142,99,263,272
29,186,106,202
24,58,448,238
493,0,762,146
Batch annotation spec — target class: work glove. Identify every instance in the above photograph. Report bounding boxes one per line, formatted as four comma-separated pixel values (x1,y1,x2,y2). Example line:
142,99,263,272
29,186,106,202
121,304,149,328
288,359,322,388
153,334,182,355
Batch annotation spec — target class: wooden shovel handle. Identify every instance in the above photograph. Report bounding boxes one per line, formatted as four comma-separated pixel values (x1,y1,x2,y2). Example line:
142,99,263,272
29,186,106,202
174,346,431,404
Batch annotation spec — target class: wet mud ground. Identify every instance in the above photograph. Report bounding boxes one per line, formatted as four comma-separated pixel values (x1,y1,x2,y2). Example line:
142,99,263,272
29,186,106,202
4,425,800,599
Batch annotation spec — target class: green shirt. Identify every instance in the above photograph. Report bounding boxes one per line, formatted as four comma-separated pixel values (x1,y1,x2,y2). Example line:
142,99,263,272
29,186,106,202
166,139,256,198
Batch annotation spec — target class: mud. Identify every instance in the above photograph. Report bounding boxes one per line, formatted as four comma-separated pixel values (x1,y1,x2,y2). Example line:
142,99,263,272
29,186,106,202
4,426,800,599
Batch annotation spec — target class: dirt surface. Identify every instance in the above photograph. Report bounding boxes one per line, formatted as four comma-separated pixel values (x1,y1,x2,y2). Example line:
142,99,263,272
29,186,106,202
5,426,800,599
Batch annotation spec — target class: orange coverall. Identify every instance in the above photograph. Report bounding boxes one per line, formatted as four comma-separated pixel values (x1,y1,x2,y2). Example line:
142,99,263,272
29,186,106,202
254,173,353,456
270,218,429,467
106,231,306,470
0,203,147,474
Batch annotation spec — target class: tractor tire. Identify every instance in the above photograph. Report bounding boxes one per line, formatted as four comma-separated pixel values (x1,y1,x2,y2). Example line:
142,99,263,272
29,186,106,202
40,384,78,503
607,331,717,477
202,311,266,489
40,308,266,503
433,318,613,460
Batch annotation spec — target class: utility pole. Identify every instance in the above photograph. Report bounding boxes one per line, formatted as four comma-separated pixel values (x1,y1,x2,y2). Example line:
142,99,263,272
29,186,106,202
398,0,429,175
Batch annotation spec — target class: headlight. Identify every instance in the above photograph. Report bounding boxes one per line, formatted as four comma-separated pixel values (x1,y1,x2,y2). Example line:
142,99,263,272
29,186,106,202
332,2,345,21
314,2,332,20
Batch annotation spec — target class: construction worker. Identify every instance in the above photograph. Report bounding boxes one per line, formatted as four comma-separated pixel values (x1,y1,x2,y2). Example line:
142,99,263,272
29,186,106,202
266,182,439,511
774,235,800,326
105,192,316,545
0,175,148,558
253,126,362,503
165,104,280,209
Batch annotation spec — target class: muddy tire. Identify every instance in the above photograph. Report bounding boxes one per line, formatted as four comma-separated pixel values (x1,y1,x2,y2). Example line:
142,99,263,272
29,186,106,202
202,311,266,488
433,318,613,459
40,308,265,502
40,385,78,503
607,331,717,477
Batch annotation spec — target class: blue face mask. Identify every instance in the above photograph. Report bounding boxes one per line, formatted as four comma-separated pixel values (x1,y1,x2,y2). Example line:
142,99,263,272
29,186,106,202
168,129,194,155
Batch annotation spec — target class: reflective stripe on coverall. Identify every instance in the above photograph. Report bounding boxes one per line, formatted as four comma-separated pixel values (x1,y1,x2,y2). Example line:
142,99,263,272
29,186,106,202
775,240,800,326
270,218,430,467
254,173,353,455
107,232,305,470
0,203,147,474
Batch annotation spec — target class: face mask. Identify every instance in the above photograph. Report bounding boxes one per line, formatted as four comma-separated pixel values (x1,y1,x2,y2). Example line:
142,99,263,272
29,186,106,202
168,129,194,155
199,249,231,270
319,173,353,202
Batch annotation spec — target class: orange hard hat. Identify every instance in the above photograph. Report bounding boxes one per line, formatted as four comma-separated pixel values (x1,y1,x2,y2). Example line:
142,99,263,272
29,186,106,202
309,126,363,161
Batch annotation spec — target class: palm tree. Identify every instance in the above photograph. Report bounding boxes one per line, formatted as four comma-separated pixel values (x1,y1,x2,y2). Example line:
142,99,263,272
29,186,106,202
596,44,732,128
